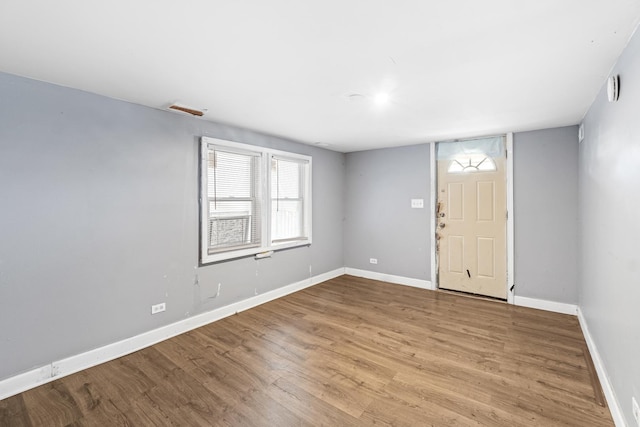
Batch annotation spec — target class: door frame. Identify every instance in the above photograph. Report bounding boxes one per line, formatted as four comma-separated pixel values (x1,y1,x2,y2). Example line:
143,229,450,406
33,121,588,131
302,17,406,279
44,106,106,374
429,133,515,304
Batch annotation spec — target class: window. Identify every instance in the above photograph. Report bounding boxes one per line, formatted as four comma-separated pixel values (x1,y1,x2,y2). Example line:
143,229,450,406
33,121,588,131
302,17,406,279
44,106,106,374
200,137,311,263
447,154,497,173
206,147,262,252
437,136,504,174
271,156,309,244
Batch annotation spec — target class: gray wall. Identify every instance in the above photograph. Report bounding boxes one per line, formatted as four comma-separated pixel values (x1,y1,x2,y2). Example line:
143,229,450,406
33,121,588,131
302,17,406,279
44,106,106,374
0,72,345,381
344,144,431,281
579,26,640,426
513,127,579,303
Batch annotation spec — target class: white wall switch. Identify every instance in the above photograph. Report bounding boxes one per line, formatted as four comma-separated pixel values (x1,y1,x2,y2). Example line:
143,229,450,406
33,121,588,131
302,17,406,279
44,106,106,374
151,302,166,315
369,258,378,264
411,199,424,208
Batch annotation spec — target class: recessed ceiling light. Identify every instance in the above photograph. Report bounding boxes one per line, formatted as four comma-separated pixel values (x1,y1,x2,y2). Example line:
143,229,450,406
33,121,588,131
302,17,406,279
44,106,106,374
374,92,390,106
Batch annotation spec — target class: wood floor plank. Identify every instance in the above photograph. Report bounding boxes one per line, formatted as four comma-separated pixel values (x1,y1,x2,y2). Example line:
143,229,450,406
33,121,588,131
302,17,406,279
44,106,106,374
0,275,614,426
19,381,83,426
52,370,134,426
118,393,178,426
360,392,476,427
269,377,362,426
0,394,32,427
382,375,535,427
274,350,377,419
216,387,302,427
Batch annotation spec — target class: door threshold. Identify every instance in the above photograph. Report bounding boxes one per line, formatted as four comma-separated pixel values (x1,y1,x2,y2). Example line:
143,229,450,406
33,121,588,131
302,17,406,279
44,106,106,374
438,288,507,303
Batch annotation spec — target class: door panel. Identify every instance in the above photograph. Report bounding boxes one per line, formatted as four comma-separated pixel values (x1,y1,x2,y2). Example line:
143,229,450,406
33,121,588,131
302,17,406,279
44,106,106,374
476,237,494,277
476,181,495,221
448,235,464,273
448,183,464,220
437,143,507,299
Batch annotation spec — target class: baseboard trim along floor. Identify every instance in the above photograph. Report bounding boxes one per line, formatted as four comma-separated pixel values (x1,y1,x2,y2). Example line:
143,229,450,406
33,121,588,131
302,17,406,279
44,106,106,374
344,267,433,290
0,267,345,401
577,308,625,427
513,295,578,315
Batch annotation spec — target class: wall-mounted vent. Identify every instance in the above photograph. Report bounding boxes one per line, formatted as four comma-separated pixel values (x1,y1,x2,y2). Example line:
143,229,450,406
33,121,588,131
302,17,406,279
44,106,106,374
168,104,204,116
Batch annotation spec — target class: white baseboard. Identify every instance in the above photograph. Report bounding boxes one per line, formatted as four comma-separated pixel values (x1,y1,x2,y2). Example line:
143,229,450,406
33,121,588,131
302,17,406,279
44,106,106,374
577,308,625,427
311,267,346,286
0,267,345,401
344,267,433,290
513,296,578,315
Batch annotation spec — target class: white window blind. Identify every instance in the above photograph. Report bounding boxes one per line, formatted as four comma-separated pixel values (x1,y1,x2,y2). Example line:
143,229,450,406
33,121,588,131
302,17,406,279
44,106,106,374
271,156,309,243
206,147,261,253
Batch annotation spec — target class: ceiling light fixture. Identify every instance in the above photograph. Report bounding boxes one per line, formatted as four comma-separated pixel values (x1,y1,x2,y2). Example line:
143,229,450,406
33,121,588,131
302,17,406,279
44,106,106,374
607,75,620,102
374,92,390,106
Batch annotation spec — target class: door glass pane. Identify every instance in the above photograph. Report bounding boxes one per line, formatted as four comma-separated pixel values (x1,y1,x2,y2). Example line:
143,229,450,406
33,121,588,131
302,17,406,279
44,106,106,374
448,154,496,173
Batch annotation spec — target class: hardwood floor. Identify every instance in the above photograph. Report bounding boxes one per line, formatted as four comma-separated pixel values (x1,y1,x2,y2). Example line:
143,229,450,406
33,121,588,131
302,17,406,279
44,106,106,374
0,275,613,426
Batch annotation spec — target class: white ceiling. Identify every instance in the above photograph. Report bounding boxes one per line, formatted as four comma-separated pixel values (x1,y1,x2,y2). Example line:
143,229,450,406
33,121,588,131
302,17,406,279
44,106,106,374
1,1,639,152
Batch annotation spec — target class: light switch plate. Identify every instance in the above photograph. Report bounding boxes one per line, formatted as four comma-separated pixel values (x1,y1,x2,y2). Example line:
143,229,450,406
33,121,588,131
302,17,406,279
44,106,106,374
411,199,424,209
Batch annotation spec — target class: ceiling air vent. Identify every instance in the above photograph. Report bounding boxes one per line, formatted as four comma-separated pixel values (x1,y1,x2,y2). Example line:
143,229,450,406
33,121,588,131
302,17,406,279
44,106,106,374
168,104,204,116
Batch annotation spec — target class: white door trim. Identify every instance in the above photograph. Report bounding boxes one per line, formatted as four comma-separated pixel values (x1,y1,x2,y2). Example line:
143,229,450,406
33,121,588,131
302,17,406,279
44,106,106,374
506,133,515,304
430,134,515,303
430,142,438,289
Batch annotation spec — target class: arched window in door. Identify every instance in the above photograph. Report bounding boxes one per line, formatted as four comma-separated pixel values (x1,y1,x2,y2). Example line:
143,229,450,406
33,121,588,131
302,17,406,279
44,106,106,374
447,153,497,173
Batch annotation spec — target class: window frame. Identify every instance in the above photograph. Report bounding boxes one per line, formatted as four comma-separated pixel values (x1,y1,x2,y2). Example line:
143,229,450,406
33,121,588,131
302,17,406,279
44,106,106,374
205,144,263,255
270,155,310,245
200,137,312,264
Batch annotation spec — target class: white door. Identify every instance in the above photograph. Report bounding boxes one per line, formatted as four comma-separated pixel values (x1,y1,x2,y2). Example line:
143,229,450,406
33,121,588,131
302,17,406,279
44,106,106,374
436,138,507,299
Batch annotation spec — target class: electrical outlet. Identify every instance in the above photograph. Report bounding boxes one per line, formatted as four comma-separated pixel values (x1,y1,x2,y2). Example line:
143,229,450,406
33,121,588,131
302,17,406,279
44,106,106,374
632,396,640,426
369,258,378,264
151,302,166,315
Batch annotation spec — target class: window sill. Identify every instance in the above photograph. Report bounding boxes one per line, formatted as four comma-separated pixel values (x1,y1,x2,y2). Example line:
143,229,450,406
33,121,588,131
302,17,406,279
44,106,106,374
200,240,311,265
